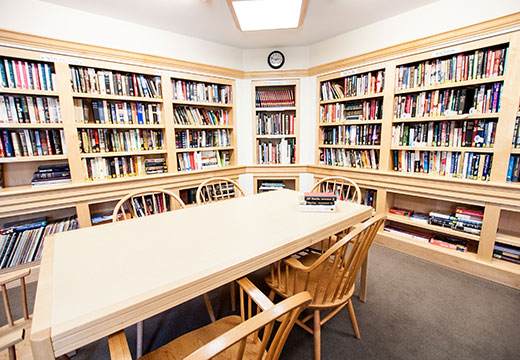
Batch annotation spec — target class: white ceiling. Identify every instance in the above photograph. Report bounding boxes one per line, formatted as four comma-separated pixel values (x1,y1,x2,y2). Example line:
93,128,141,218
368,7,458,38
43,0,439,49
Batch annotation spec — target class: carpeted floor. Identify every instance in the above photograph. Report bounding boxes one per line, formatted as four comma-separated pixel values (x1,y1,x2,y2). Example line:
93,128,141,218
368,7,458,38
2,244,519,359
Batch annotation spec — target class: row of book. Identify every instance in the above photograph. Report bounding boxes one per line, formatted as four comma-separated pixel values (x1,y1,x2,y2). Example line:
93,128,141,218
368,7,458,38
506,155,520,182
320,99,383,123
143,158,167,175
73,99,162,125
389,206,483,236
78,128,163,154
175,129,230,149
82,155,165,180
257,139,296,165
173,106,229,126
512,117,520,148
393,83,502,119
393,150,493,181
70,66,162,98
0,58,55,91
363,189,377,208
0,216,78,270
258,182,286,193
255,89,295,108
176,150,230,171
129,192,174,217
320,70,385,100
383,225,469,252
173,80,232,104
395,46,508,90
493,243,520,265
321,124,381,146
31,164,70,186
0,95,62,124
1,129,66,158
299,192,336,213
256,112,295,135
391,120,497,148
320,148,379,169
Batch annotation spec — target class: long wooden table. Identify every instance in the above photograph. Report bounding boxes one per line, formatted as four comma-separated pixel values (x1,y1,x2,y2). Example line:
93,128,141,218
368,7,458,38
30,189,373,359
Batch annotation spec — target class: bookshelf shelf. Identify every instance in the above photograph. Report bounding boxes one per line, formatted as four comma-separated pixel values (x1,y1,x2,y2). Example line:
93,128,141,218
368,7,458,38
72,93,162,103
394,76,505,95
511,148,520,154
392,113,500,123
0,155,68,163
0,123,64,129
253,80,299,165
319,144,381,150
319,120,383,126
80,150,166,158
495,232,520,247
319,93,384,105
172,100,232,108
175,146,233,153
174,124,233,130
0,88,59,97
387,214,481,241
391,146,495,152
75,123,164,129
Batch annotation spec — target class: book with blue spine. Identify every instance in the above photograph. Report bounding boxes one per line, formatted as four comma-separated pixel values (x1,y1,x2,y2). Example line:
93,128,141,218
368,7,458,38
506,156,515,182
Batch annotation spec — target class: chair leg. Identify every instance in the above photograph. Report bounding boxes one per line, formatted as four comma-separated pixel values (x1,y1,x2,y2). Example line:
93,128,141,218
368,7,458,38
313,310,321,360
203,293,216,322
268,290,276,302
347,299,360,339
230,282,236,311
136,321,144,358
8,345,16,360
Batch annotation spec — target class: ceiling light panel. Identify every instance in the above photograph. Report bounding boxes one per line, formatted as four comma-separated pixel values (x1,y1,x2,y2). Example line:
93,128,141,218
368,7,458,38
230,0,304,31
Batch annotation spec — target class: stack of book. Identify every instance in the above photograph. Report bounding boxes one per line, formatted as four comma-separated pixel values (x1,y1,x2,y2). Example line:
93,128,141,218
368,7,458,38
299,192,336,213
383,225,432,243
453,207,483,235
258,182,285,193
430,235,467,252
145,158,167,174
31,165,71,186
493,243,520,264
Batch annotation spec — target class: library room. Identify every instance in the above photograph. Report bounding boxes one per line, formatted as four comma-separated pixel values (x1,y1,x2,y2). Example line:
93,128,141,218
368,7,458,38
0,0,519,359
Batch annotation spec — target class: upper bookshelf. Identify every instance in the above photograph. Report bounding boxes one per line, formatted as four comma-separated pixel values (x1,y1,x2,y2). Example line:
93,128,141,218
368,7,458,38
253,80,299,165
171,76,235,172
317,68,385,170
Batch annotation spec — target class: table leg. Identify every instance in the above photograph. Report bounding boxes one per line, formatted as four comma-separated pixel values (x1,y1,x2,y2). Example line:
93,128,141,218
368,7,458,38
136,321,143,358
359,255,368,303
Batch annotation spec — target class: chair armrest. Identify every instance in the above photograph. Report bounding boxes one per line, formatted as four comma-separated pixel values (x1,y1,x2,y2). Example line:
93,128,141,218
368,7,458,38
0,328,24,351
236,277,273,311
108,330,132,360
283,257,311,272
0,269,31,286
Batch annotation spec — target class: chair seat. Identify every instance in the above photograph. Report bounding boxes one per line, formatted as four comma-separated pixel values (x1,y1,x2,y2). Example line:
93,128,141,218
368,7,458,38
139,315,266,360
266,254,355,310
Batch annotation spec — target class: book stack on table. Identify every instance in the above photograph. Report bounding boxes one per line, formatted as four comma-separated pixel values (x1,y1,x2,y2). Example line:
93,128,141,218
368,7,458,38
299,192,336,213
31,165,71,186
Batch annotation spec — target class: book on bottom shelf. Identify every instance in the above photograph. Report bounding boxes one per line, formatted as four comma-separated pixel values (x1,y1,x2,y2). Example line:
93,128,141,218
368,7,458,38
493,243,520,264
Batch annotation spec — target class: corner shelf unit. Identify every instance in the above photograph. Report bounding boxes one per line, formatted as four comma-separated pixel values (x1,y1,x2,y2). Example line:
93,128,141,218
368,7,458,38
253,79,299,165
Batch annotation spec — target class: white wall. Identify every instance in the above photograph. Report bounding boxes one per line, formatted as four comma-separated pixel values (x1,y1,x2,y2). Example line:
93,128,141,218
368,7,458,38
309,0,520,67
242,47,310,71
1,0,242,70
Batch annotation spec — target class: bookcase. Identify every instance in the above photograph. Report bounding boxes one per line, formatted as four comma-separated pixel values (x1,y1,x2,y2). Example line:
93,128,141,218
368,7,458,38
172,75,235,172
315,32,520,288
252,80,299,165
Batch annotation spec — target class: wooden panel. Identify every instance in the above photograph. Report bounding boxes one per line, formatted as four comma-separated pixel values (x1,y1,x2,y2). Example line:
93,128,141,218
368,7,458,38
477,204,501,261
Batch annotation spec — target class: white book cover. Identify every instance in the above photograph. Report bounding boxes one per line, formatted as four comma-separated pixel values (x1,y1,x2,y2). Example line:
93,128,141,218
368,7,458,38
27,97,37,123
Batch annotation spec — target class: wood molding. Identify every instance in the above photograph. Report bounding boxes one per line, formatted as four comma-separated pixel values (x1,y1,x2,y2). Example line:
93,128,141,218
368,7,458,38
0,29,243,79
308,12,520,76
243,69,309,79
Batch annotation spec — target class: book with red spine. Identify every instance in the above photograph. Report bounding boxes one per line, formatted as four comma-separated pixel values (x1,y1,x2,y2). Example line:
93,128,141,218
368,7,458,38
455,207,483,218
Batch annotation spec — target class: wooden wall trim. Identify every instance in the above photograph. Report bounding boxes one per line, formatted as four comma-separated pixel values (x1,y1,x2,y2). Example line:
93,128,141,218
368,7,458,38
0,29,243,79
243,69,309,79
308,12,520,76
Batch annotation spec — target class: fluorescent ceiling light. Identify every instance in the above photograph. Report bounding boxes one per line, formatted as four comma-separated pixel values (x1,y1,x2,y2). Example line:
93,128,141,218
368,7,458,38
228,0,306,32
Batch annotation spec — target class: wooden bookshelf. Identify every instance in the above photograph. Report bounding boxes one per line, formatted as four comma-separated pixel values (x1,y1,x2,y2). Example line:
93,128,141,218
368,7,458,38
253,79,299,165
253,175,299,194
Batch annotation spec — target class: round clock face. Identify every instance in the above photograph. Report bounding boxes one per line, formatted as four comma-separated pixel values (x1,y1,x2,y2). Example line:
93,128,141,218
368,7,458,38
268,51,285,69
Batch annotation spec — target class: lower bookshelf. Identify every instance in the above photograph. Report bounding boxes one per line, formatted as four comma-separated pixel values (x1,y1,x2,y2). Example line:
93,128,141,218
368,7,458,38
254,176,299,194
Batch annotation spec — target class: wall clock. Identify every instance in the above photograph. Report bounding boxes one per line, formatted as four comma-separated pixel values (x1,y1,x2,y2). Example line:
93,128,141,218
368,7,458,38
267,51,285,69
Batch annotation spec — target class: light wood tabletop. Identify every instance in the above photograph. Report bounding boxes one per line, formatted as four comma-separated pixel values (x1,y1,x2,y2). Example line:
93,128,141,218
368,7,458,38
30,189,373,359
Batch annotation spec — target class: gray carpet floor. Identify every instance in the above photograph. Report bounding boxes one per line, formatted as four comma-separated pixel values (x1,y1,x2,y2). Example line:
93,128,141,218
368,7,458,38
2,244,519,359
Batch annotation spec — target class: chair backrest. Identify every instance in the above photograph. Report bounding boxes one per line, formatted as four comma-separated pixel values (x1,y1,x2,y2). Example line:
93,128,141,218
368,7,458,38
184,291,312,360
271,214,385,307
311,176,361,204
112,188,185,222
196,177,245,205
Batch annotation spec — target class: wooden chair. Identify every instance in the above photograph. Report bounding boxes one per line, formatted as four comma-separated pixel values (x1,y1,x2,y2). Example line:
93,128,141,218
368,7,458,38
108,277,311,360
0,269,32,360
265,214,386,360
311,176,361,204
195,177,245,316
113,188,212,357
196,177,245,205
